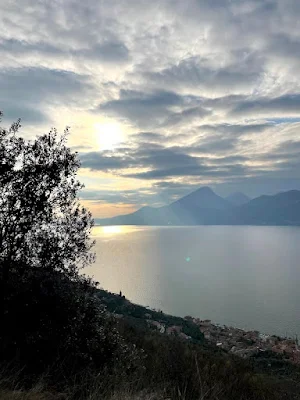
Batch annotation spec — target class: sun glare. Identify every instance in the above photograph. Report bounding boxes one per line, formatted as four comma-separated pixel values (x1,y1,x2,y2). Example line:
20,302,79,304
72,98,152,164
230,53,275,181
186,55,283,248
102,226,123,234
92,225,141,236
94,122,124,150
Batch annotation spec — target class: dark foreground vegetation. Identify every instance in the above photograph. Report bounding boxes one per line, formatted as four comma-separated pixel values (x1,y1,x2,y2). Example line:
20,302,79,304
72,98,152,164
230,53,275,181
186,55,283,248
1,112,300,399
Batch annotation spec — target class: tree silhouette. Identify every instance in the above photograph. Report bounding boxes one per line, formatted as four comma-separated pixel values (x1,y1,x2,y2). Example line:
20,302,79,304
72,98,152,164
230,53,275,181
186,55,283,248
0,112,98,372
0,111,94,278
0,112,140,381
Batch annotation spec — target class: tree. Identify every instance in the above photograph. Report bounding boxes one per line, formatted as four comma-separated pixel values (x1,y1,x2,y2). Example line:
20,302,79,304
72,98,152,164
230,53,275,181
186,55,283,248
0,111,94,277
0,111,96,370
0,112,141,382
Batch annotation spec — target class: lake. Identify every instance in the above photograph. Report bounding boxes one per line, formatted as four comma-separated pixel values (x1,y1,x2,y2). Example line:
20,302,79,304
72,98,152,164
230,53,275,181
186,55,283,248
86,225,300,337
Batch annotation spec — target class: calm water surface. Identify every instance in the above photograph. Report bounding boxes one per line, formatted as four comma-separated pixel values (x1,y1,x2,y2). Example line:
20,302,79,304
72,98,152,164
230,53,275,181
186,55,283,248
86,225,300,337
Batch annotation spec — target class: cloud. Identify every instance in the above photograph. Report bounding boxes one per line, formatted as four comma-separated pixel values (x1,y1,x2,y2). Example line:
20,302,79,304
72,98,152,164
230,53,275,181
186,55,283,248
124,164,248,180
97,89,212,128
1,105,47,124
80,151,129,170
162,106,211,127
80,140,251,181
79,116,300,186
197,123,272,135
143,54,263,95
277,140,300,153
79,188,142,204
80,40,130,63
268,33,300,62
129,132,166,143
257,140,300,164
80,145,201,173
231,94,300,118
0,38,130,64
79,186,177,208
2,0,300,210
0,67,92,124
192,137,240,154
0,38,62,56
0,67,91,101
98,89,184,127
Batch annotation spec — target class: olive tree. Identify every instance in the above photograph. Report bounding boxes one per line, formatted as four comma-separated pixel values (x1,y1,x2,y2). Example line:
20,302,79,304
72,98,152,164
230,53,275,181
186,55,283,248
0,111,98,370
0,112,142,382
0,111,94,278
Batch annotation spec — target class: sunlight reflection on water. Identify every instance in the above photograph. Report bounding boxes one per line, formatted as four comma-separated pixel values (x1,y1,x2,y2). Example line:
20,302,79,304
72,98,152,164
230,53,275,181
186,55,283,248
87,225,300,337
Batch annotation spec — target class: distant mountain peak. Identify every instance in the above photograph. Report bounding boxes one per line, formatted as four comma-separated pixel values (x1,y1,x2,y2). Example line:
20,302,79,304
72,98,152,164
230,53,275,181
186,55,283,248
172,186,231,210
195,186,214,193
185,186,216,198
226,192,250,206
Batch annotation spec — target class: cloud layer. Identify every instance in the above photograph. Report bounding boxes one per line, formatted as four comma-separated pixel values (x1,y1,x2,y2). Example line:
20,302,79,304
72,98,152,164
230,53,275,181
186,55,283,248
1,0,300,215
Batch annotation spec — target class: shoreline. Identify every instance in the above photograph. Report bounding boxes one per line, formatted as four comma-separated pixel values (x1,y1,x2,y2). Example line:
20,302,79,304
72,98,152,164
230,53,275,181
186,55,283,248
185,317,300,363
97,288,300,365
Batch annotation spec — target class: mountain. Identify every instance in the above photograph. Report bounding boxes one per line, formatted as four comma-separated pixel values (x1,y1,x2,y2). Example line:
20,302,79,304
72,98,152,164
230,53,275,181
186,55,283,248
225,192,250,206
163,186,232,225
230,190,300,225
173,186,231,210
96,186,232,226
95,206,161,226
95,188,300,226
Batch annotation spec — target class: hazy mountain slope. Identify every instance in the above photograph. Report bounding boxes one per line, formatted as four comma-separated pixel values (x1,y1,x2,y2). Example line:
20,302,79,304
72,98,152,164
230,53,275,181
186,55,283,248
172,186,231,209
225,192,251,206
95,206,161,226
230,190,300,225
165,186,232,225
95,188,300,226
96,186,232,226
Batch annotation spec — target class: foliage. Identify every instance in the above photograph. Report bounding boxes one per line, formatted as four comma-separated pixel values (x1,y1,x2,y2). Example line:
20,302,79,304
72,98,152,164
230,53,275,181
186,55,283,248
0,111,94,276
1,262,139,377
0,113,140,383
96,289,204,342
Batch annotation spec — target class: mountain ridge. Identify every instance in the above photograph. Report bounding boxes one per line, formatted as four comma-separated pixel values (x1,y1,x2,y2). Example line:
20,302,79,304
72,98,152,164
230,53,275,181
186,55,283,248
95,187,300,226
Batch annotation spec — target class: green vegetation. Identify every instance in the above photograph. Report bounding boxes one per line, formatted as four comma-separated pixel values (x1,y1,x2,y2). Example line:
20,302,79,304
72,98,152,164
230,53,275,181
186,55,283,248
96,289,205,341
1,113,300,399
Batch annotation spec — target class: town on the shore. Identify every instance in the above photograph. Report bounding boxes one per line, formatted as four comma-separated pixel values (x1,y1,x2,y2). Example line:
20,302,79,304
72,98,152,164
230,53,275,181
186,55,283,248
99,289,300,365
145,315,300,364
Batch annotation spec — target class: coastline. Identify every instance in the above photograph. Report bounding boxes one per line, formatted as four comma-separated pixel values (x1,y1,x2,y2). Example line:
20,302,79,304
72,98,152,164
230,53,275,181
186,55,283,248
185,317,300,363
96,288,300,365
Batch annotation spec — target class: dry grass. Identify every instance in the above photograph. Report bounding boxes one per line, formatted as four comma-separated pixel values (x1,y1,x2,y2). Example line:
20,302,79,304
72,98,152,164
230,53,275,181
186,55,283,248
106,390,165,400
0,390,165,400
0,390,64,400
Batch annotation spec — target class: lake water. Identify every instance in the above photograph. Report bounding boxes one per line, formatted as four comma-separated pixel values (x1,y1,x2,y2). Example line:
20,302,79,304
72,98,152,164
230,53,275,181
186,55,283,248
86,225,300,337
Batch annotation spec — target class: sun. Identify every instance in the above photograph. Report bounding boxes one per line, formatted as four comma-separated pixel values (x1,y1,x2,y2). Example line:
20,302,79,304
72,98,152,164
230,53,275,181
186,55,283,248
94,121,124,150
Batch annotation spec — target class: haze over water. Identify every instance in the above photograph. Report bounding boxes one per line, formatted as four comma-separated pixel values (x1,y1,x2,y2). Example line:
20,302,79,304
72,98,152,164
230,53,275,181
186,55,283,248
87,226,300,338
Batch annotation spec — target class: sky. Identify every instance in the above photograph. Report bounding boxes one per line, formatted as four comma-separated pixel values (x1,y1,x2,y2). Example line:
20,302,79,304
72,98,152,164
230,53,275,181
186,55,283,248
1,0,300,218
